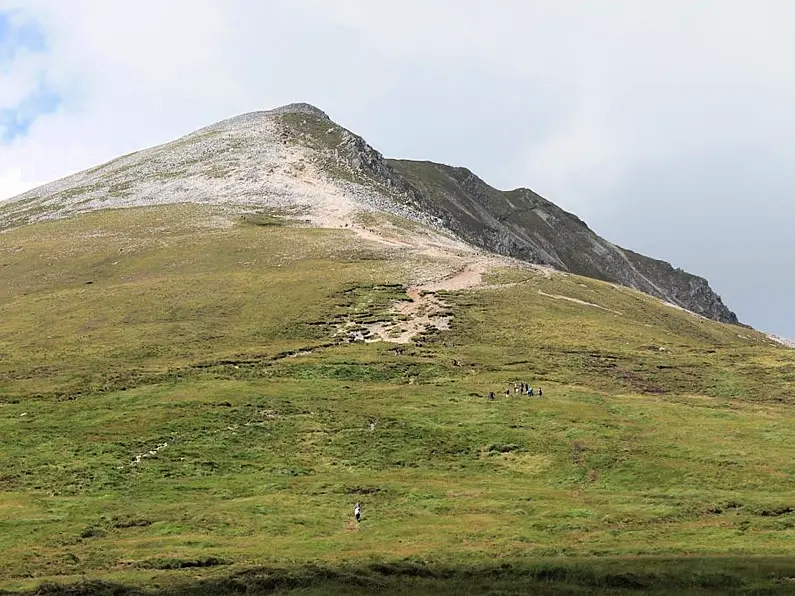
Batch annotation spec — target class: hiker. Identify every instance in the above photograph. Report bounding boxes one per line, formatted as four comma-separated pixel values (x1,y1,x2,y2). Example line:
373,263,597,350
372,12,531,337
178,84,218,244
505,387,511,397
489,391,495,401
354,502,361,523
538,387,543,397
528,387,534,397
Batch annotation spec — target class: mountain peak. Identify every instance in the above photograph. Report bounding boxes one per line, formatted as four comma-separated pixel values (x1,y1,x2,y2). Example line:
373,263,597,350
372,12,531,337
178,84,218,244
265,102,330,120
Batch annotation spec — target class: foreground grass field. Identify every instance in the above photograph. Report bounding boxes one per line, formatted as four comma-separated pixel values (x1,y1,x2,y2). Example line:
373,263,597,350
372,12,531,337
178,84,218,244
2,205,795,594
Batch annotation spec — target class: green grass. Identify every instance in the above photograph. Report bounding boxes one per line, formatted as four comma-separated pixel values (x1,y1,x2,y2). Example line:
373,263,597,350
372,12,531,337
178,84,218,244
1,204,795,594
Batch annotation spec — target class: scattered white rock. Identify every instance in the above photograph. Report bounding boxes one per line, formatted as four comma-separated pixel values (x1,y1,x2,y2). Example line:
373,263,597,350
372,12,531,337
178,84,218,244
130,442,168,466
0,107,447,247
767,334,795,348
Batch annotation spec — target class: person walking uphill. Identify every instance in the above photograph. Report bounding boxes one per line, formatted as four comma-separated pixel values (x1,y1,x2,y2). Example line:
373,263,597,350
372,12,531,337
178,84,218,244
354,502,361,523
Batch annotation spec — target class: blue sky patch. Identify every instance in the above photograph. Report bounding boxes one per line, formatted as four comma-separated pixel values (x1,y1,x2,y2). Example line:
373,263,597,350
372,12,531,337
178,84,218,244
0,10,59,143
0,10,47,62
0,85,61,142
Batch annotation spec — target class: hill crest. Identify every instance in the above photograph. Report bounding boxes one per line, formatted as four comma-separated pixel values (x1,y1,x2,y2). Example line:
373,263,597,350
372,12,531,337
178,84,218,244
0,102,737,324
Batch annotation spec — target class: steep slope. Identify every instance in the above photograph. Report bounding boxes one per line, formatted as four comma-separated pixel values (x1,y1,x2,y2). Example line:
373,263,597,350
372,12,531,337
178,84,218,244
0,102,737,324
387,160,738,324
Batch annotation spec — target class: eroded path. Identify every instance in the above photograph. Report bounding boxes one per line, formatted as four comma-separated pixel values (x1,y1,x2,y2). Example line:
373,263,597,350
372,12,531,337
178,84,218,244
362,262,488,344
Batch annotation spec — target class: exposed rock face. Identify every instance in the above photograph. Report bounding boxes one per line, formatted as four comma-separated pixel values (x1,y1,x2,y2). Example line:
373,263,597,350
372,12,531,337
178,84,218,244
383,162,738,324
0,103,739,325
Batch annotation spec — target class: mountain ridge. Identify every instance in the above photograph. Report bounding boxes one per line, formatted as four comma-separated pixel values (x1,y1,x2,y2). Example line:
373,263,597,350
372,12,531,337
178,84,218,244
0,102,738,324
382,159,737,324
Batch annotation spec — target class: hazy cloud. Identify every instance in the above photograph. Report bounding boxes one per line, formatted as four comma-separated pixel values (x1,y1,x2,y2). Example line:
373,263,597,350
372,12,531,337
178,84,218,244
0,0,793,336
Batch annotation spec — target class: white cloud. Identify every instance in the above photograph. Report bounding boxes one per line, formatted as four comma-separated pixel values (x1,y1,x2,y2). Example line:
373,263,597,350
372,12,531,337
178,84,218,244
0,163,27,196
0,50,47,108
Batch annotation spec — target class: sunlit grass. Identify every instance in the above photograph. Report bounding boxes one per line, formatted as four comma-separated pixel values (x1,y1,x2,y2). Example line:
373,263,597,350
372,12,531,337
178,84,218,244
1,205,794,594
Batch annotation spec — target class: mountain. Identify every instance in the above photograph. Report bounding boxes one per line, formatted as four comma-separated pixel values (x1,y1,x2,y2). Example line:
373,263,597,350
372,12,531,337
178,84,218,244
4,104,795,594
0,102,737,324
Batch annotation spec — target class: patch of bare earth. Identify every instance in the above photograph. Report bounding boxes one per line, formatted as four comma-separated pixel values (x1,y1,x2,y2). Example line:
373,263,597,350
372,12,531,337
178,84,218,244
365,287,449,344
360,262,492,344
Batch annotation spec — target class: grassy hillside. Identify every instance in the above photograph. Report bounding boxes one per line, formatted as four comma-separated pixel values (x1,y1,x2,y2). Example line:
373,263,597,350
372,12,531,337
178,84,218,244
2,205,795,594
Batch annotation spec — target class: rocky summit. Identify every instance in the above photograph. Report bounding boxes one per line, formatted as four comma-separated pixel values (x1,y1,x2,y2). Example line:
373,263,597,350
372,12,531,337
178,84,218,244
0,102,736,323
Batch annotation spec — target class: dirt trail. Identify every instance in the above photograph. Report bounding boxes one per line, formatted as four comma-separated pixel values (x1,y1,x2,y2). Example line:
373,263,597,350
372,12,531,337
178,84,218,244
363,261,492,344
365,289,449,344
307,196,547,344
314,200,507,344
419,262,487,292
537,290,622,315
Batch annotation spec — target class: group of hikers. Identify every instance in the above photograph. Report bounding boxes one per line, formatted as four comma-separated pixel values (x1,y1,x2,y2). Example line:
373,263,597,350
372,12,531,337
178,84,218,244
488,381,542,400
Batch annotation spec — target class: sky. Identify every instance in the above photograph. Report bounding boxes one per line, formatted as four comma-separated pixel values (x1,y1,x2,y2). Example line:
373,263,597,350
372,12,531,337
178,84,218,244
0,1,793,337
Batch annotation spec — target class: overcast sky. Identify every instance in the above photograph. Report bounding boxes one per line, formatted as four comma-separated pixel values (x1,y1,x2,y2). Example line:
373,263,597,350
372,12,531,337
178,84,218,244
1,1,793,337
